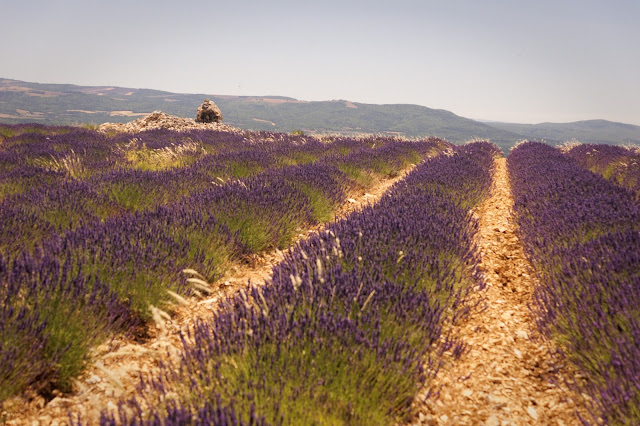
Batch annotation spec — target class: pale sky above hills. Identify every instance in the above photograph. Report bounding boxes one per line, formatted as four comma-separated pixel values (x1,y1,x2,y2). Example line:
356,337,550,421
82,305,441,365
1,0,639,125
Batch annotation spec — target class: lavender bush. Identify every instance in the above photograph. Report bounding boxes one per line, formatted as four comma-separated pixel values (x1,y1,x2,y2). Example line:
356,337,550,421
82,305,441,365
0,248,137,398
509,141,640,424
565,143,640,201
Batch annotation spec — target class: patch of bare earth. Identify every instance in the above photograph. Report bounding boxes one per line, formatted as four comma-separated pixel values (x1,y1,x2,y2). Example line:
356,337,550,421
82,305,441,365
259,98,309,105
108,111,149,117
67,110,102,114
251,117,276,126
411,157,589,425
1,165,417,425
0,110,45,119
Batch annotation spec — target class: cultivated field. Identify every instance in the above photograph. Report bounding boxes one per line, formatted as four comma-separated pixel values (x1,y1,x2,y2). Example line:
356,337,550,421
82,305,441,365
0,124,638,425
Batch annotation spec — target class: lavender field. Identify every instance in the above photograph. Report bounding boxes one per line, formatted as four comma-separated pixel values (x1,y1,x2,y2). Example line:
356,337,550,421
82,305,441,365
1,123,639,425
99,142,498,424
0,123,447,402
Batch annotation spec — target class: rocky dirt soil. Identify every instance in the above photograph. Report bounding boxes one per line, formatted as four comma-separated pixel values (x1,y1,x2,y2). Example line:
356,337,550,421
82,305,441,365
411,157,590,425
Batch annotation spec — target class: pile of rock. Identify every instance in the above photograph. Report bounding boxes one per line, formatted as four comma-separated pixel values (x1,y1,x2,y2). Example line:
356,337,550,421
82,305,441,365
98,111,237,133
98,100,235,133
196,98,223,123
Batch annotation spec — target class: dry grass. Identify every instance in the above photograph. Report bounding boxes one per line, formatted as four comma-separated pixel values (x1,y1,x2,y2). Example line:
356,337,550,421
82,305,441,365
557,139,583,153
34,149,86,179
117,138,206,170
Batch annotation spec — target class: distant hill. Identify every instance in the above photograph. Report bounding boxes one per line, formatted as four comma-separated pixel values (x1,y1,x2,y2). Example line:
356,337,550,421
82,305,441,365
486,120,640,146
2,78,639,151
0,78,520,150
218,98,524,151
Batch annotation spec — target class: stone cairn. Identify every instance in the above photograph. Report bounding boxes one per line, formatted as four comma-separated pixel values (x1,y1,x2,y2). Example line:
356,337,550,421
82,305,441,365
196,98,223,123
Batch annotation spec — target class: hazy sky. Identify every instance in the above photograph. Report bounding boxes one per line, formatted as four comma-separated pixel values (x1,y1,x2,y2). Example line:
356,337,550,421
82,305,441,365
2,0,639,124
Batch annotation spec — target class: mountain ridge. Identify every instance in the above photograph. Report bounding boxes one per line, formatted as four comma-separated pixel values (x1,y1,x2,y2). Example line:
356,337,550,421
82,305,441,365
487,119,640,145
2,78,639,151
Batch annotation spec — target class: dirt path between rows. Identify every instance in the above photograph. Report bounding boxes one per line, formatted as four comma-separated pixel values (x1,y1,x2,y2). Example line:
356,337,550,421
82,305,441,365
1,168,414,425
411,157,589,425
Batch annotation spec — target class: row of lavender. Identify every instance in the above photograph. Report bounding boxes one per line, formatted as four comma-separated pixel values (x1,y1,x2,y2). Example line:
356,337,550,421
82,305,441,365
0,124,447,403
1,125,416,253
508,142,640,424
98,142,500,425
563,143,640,201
